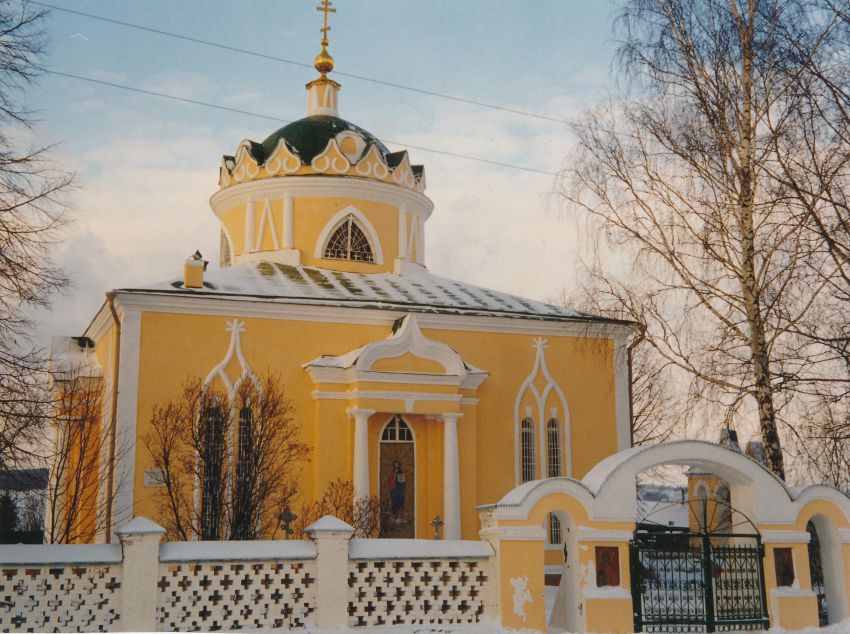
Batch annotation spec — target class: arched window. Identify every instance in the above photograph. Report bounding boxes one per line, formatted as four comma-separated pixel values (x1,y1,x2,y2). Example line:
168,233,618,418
323,215,374,262
382,415,413,442
200,405,224,540
232,406,254,540
546,418,561,478
521,417,535,483
548,512,562,545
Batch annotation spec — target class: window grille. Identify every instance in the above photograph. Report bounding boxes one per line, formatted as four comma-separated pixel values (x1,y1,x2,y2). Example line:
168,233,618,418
548,513,561,545
232,406,254,540
200,405,224,540
381,415,413,442
236,406,253,484
546,418,561,478
324,215,375,262
520,417,535,483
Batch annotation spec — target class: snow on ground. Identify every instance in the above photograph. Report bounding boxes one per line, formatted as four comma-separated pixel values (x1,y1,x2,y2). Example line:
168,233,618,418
254,619,850,633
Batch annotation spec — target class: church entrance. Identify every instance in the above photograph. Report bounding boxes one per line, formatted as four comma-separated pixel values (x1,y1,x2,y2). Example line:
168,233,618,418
630,499,769,632
379,415,415,538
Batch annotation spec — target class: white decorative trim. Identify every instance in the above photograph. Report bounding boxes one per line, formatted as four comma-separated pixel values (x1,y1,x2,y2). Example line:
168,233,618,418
304,316,488,391
545,565,564,574
204,319,259,399
760,530,811,544
838,528,850,544
254,199,280,251
312,205,385,265
282,193,294,248
353,143,389,179
211,176,434,222
576,528,632,543
391,152,415,189
479,526,547,542
514,338,572,483
397,207,407,259
112,309,142,533
244,198,255,254
358,315,463,374
264,138,301,176
105,292,633,341
232,140,260,182
311,389,466,405
311,139,351,175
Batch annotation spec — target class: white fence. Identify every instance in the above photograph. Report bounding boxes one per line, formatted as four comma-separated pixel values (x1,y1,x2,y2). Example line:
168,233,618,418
0,517,495,632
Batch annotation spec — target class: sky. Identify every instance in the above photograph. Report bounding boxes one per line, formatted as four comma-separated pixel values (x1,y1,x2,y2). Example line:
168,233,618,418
24,0,622,342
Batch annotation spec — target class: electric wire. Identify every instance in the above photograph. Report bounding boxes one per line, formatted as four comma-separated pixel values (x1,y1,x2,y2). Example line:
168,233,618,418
46,70,558,177
33,1,571,125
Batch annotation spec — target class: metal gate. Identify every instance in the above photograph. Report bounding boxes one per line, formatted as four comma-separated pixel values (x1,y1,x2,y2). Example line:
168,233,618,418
630,500,770,633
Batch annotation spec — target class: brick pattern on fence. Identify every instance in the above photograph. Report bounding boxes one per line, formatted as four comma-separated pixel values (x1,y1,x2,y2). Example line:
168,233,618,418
0,564,121,632
347,559,488,627
156,560,317,631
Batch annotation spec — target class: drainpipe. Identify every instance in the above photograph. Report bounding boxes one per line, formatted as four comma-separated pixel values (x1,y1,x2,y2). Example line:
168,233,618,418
104,292,122,542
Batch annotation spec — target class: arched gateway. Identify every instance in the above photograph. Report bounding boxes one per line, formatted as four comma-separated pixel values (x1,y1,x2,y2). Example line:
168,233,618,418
478,441,850,634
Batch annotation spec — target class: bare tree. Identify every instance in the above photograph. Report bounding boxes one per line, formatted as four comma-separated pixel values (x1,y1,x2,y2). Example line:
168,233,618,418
563,0,850,480
0,2,72,473
556,284,678,445
44,366,122,544
292,478,382,539
145,375,309,541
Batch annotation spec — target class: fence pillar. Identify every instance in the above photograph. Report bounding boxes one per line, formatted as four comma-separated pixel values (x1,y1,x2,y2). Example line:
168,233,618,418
479,521,547,633
116,516,166,632
306,515,355,629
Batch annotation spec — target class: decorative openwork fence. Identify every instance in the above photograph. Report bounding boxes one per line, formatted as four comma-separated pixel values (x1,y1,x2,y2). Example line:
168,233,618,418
0,517,495,632
0,545,122,632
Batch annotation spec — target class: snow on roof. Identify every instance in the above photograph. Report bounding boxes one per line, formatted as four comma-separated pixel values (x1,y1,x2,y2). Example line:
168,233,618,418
637,499,689,527
118,261,617,324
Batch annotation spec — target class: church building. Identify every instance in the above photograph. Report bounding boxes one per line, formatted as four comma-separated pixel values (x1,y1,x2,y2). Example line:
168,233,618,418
59,9,633,545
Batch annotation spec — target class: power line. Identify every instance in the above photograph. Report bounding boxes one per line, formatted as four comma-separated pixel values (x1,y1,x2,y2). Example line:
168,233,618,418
45,70,557,177
33,1,571,126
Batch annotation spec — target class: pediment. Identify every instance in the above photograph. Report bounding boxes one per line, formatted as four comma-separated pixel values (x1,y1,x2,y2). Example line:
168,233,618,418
303,315,488,389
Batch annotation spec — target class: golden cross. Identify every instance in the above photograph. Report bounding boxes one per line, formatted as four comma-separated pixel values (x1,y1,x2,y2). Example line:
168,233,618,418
316,0,336,44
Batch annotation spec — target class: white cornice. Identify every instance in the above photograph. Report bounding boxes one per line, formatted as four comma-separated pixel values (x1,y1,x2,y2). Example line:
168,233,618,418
576,528,632,543
478,526,547,542
760,530,811,544
210,176,434,220
108,292,632,339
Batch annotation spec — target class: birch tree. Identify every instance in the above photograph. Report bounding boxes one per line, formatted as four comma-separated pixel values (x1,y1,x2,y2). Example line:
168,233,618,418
563,0,849,479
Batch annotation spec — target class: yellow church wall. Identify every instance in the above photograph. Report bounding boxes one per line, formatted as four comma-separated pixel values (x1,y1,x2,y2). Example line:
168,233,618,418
122,308,620,540
217,194,402,272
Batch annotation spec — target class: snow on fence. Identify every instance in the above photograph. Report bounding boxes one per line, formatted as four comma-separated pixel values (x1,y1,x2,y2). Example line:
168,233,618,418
0,517,496,632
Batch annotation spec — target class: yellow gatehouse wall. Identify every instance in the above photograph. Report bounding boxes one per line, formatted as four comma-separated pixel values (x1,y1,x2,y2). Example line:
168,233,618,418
96,308,622,540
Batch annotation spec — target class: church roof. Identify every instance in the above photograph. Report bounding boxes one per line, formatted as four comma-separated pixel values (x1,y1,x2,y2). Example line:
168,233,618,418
119,261,622,324
258,115,390,165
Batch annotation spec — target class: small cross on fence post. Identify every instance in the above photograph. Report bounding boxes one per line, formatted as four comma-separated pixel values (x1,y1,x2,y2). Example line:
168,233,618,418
279,506,297,539
431,515,444,540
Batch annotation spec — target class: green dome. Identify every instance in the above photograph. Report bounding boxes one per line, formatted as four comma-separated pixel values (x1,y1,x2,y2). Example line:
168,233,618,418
260,115,389,164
